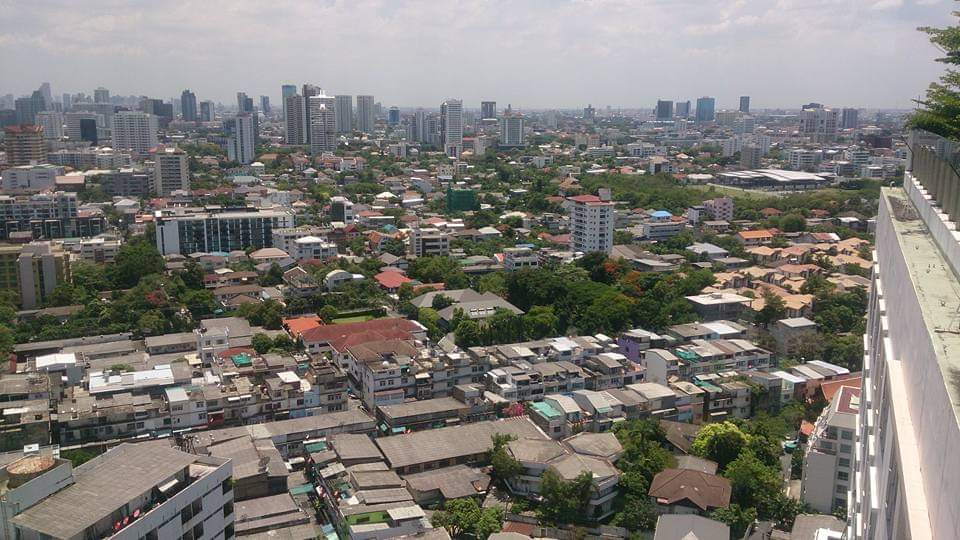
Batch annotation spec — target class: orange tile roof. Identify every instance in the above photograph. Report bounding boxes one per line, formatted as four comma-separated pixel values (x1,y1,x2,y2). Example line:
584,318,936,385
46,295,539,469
284,316,324,336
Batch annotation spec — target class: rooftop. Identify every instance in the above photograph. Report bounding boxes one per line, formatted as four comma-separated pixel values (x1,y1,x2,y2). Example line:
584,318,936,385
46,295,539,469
11,443,226,539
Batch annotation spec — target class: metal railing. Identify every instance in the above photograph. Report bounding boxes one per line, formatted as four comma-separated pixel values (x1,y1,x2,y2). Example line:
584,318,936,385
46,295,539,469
908,129,960,223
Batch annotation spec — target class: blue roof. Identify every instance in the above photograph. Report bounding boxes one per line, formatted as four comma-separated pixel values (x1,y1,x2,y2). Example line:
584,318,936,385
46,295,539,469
651,210,673,218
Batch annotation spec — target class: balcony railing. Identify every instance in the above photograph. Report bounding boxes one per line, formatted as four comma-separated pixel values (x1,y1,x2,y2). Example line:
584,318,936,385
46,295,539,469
909,129,960,222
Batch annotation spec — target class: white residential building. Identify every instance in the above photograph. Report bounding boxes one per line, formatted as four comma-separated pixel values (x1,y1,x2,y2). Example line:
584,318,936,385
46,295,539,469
499,110,524,147
111,111,159,154
308,95,336,153
568,193,614,254
802,385,859,514
1,164,63,192
503,247,540,271
226,113,256,165
290,235,338,261
6,444,234,540
35,111,63,140
441,98,463,158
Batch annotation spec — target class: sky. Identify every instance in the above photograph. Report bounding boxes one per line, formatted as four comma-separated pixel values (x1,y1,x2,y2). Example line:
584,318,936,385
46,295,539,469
0,0,956,110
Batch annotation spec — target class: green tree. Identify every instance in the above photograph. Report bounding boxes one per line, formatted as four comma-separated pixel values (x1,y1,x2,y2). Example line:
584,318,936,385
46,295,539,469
755,289,787,328
538,469,594,525
109,237,165,289
431,498,480,538
474,506,504,540
723,450,783,510
522,305,558,339
383,238,406,257
611,495,657,532
476,272,508,297
431,294,454,310
417,307,444,341
454,319,482,347
272,333,296,351
252,333,273,354
261,263,284,286
692,421,751,471
711,504,758,539
910,12,960,138
489,434,523,483
319,305,339,322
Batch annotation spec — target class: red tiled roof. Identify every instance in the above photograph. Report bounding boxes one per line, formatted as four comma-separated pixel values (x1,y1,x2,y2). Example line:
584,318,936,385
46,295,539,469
820,374,862,403
300,317,421,351
284,316,324,336
374,271,413,289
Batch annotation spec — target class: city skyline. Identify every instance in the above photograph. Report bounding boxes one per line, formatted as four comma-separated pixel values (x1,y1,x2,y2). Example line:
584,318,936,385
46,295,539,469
0,0,953,109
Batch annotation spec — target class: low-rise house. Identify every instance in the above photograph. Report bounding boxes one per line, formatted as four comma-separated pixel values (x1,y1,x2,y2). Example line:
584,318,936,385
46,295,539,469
648,468,731,515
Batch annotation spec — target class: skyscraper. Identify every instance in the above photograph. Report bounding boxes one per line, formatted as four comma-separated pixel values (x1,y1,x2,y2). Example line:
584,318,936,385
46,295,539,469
111,111,159,154
356,95,375,134
284,94,307,145
260,95,271,114
499,107,524,148
409,109,428,143
36,111,63,140
308,94,336,154
335,95,353,133
281,85,297,100
695,97,716,123
200,101,213,122
94,87,110,104
849,135,956,539
841,108,859,130
441,98,463,157
655,100,673,120
388,107,400,126
583,104,596,120
675,101,691,118
225,113,256,164
15,92,45,125
3,125,45,166
181,89,198,121
481,101,497,120
237,92,254,112
739,96,750,113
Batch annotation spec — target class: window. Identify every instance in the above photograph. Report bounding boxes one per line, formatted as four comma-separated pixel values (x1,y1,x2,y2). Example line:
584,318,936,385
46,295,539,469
839,458,850,468
192,523,203,539
837,471,849,481
146,529,158,540
841,430,853,440
836,484,846,493
840,444,852,454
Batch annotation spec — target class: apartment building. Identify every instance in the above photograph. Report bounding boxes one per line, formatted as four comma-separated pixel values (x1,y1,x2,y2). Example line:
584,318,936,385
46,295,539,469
152,146,190,196
0,241,71,309
802,385,859,514
7,444,234,540
409,227,450,257
155,207,295,256
502,246,540,271
0,191,106,240
1,164,63,192
568,193,615,254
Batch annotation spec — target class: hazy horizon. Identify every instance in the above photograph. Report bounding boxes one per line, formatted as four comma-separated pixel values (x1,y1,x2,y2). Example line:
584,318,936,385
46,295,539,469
0,0,954,110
